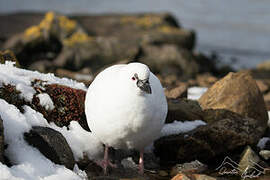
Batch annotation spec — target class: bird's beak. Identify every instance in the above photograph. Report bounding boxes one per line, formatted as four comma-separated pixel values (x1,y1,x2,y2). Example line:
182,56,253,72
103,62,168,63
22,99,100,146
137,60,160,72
137,79,152,94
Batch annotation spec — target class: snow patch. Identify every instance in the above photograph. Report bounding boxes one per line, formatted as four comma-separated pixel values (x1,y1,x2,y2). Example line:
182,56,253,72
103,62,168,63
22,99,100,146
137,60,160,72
0,61,86,102
161,120,207,137
187,87,208,100
0,98,101,179
37,93,55,111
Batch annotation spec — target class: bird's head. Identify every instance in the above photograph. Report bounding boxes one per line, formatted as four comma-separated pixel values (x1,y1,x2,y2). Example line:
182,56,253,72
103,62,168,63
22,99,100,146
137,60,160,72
126,63,152,94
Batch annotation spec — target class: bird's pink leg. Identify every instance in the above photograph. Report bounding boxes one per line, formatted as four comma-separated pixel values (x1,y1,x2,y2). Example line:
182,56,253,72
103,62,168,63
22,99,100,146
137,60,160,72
96,145,117,175
138,150,144,175
103,145,109,174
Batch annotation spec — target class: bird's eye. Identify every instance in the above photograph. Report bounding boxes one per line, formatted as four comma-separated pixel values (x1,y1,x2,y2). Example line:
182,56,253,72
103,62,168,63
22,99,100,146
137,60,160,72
132,77,136,81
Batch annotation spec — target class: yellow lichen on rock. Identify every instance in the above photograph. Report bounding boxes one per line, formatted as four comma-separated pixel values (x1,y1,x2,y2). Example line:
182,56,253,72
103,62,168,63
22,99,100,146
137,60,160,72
24,25,42,39
158,25,180,33
23,11,78,40
63,32,93,46
23,11,56,39
121,15,162,29
39,11,55,30
136,16,162,28
58,15,76,33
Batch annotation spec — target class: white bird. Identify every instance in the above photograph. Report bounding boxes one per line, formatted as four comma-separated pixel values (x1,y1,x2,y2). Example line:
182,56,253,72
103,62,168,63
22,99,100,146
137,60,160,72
85,62,168,174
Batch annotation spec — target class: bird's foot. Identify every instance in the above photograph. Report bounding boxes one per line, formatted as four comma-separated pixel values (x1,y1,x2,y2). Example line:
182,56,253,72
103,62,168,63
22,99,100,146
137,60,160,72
95,159,117,175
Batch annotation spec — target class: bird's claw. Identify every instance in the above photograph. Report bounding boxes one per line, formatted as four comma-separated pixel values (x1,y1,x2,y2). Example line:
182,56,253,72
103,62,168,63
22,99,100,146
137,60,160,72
95,159,117,174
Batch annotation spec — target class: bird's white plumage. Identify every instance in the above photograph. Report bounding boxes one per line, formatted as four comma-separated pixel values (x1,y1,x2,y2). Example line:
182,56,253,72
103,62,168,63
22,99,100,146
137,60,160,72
85,63,167,150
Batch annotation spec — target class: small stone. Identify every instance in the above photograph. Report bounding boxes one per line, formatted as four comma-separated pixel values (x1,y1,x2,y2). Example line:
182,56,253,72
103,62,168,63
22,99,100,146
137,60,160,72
259,150,270,160
170,160,207,177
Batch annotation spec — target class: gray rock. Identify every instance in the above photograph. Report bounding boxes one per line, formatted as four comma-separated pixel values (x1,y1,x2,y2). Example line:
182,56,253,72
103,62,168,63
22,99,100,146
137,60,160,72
24,126,75,169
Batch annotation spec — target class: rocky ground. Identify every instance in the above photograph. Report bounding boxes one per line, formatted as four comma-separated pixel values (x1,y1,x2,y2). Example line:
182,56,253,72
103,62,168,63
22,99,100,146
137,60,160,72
1,12,270,180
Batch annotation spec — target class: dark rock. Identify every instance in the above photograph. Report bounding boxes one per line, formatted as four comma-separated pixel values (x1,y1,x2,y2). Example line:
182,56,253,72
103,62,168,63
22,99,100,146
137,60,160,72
0,115,4,163
166,98,203,123
199,71,268,129
202,109,243,124
24,126,75,169
154,109,265,165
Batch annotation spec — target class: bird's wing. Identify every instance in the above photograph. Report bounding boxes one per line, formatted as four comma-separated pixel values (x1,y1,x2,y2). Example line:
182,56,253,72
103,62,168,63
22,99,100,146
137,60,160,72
85,64,126,126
